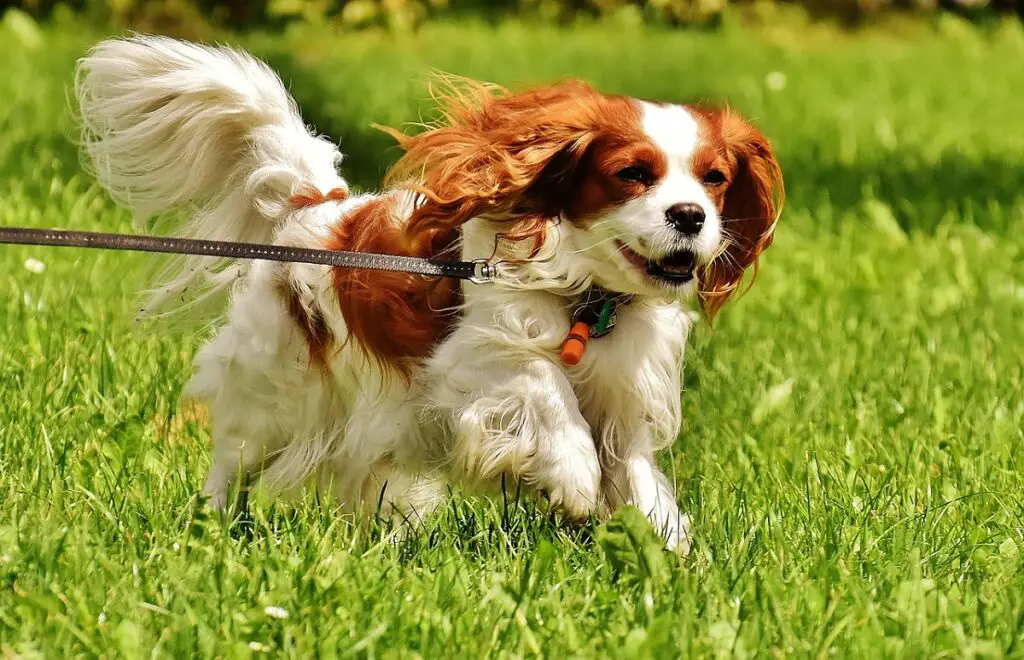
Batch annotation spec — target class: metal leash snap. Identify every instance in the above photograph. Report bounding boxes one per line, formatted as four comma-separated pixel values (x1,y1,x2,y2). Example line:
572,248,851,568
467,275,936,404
469,259,497,284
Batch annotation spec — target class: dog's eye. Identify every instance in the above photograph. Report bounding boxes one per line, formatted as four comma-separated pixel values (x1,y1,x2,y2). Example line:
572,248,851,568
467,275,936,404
702,169,727,186
616,166,652,185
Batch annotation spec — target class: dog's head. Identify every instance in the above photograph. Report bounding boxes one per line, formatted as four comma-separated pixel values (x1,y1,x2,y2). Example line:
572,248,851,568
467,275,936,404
385,78,783,315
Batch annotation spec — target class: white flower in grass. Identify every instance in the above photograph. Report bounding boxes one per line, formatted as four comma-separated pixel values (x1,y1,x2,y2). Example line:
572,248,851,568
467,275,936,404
97,612,107,624
248,641,269,652
23,258,45,274
264,606,289,620
765,71,787,92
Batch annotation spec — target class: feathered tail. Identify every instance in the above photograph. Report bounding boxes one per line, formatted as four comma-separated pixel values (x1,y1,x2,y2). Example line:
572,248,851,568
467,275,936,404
75,35,345,310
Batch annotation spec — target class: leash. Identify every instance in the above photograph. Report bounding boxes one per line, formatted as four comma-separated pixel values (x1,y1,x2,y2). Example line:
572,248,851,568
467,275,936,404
1,227,633,365
0,227,497,283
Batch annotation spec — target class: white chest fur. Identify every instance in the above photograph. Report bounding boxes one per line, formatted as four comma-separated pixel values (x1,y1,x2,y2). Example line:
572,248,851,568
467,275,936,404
563,298,693,460
438,284,693,463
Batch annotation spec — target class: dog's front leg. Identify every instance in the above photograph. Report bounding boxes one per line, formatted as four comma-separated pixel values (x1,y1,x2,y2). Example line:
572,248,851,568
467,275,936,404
603,451,692,555
434,358,602,521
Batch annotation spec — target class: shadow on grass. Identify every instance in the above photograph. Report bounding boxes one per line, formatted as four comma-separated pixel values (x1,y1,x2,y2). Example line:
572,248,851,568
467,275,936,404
784,153,1022,233
204,479,595,564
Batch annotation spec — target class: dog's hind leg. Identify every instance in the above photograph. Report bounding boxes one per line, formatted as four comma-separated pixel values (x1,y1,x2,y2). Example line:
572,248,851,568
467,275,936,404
185,278,313,511
358,463,445,528
199,396,288,511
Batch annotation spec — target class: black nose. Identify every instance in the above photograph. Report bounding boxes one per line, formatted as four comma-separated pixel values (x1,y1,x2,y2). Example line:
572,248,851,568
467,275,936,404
665,203,705,235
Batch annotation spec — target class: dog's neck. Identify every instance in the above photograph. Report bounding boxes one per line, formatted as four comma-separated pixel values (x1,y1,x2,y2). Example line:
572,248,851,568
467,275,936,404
458,217,646,364
460,217,600,298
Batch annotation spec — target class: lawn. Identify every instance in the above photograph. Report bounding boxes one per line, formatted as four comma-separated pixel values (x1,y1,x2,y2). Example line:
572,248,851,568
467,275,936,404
2,16,1024,658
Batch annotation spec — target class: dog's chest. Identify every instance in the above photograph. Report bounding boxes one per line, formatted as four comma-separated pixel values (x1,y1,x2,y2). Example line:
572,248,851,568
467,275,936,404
565,301,692,433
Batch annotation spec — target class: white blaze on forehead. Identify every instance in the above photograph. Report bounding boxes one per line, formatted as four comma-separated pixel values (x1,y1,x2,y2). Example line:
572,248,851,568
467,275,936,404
640,102,700,164
634,101,721,260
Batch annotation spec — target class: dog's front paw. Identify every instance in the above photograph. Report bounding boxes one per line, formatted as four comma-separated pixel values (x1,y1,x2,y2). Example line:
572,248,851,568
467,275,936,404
542,472,602,522
531,428,602,522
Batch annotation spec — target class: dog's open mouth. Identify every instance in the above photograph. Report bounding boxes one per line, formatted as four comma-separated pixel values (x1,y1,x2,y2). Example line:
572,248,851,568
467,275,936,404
616,241,698,284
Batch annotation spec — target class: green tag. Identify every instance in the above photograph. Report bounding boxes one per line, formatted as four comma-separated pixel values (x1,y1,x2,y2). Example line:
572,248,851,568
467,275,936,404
570,286,632,339
594,300,615,335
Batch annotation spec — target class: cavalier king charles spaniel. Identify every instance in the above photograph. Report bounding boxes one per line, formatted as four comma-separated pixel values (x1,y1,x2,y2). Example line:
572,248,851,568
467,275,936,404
76,36,783,553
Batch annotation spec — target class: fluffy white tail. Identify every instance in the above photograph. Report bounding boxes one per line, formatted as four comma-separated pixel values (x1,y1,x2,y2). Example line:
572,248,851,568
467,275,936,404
75,35,345,310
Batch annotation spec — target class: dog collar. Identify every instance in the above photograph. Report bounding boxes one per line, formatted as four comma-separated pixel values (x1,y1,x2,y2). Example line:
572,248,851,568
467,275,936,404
559,286,634,366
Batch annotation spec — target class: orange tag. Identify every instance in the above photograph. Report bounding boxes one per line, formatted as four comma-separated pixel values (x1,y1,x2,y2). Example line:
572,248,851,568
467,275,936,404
560,322,590,366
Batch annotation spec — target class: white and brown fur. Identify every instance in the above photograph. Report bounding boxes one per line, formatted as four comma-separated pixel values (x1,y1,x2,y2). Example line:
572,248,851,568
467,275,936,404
75,36,783,553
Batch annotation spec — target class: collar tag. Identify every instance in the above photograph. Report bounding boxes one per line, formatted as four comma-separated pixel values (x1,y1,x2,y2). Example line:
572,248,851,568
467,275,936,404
559,287,633,365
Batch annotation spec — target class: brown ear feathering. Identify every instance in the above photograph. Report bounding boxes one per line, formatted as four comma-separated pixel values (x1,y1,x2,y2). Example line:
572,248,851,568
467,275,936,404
379,76,625,254
699,110,784,318
325,194,462,378
326,76,623,378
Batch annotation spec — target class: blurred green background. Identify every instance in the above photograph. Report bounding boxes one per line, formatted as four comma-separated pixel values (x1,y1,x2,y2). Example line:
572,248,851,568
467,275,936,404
3,0,1023,38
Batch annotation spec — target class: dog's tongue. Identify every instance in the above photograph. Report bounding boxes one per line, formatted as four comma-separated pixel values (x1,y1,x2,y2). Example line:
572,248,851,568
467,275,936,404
658,251,696,274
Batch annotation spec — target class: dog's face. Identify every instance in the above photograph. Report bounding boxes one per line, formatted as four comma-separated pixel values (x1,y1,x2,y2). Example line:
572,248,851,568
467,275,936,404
388,80,783,314
557,103,741,301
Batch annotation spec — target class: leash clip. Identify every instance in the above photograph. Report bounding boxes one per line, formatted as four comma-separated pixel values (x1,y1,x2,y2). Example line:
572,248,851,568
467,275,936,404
469,259,498,284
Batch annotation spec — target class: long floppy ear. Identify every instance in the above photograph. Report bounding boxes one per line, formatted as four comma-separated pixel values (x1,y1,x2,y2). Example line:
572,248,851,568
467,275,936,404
700,110,784,317
380,77,607,254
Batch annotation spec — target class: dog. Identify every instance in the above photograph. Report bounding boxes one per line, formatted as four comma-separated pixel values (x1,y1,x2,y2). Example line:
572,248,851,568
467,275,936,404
75,35,782,553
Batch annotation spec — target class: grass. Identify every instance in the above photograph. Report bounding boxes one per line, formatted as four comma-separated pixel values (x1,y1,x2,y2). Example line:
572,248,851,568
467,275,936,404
2,15,1024,658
